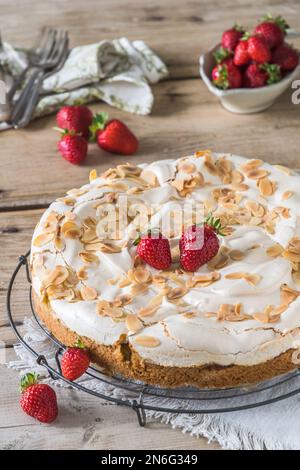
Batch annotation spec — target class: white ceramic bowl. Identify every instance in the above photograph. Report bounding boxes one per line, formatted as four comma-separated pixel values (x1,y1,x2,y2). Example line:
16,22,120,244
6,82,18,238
199,43,300,114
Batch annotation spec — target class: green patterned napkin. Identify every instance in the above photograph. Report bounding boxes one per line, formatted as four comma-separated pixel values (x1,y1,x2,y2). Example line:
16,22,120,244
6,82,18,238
0,37,168,130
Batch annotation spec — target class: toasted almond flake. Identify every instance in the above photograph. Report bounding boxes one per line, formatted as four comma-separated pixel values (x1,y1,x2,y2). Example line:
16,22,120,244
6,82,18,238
125,314,143,333
280,284,300,305
133,267,151,284
225,272,245,280
138,305,160,317
61,221,78,234
65,228,81,239
89,169,97,182
229,250,245,261
81,285,98,301
77,266,88,280
44,266,69,287
167,286,188,300
240,159,263,171
78,251,99,264
245,200,265,217
194,150,211,158
130,283,149,296
231,170,244,184
207,249,229,270
187,272,220,288
177,161,196,173
33,232,54,247
253,312,270,323
231,183,249,192
119,276,131,288
282,190,294,201
245,168,269,180
288,237,300,253
62,197,76,206
183,312,197,318
258,177,276,197
54,236,65,251
171,179,185,192
274,164,291,175
140,169,158,187
244,274,262,286
134,335,160,348
152,275,167,288
293,271,300,285
282,250,300,262
266,244,283,258
272,304,288,316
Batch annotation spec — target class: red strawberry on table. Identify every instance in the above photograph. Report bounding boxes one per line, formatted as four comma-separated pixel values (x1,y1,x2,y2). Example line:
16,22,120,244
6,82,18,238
180,215,224,272
134,230,172,270
247,35,271,64
243,63,281,88
20,373,58,423
272,43,299,71
57,132,88,165
254,15,288,49
90,112,139,155
221,25,244,51
233,40,250,66
212,62,242,89
56,105,93,140
61,339,90,381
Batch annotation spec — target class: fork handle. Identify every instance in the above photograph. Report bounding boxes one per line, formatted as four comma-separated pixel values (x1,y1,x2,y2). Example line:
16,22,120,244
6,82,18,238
10,67,41,125
13,70,45,128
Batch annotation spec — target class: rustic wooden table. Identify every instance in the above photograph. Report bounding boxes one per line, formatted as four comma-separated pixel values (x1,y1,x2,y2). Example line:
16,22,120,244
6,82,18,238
1,0,300,450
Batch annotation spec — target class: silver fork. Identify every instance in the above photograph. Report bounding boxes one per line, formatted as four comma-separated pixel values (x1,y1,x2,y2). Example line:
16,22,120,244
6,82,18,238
11,29,69,127
0,28,55,121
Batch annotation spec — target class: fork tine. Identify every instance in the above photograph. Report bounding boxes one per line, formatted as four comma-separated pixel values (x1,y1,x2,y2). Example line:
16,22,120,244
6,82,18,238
34,27,53,55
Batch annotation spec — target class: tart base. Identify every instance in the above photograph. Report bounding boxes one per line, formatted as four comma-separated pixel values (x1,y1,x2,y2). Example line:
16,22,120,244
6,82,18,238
33,290,298,389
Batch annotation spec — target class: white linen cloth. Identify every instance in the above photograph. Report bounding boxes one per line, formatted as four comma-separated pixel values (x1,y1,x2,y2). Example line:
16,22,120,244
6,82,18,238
6,317,300,450
0,37,168,130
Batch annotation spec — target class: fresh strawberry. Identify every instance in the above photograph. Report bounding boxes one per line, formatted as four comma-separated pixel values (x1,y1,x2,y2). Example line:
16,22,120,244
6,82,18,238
57,132,88,165
212,62,242,89
56,105,93,139
20,373,58,424
134,230,171,270
272,43,299,71
247,35,271,64
221,25,244,51
180,215,224,272
61,339,90,381
233,40,250,66
254,15,289,49
243,63,281,88
90,112,138,155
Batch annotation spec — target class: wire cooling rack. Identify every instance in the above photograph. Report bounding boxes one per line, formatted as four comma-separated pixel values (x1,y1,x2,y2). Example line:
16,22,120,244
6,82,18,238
6,251,300,426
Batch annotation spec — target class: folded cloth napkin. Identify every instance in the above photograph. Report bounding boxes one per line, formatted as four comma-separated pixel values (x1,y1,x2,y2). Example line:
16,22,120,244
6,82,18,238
0,37,168,130
6,317,300,450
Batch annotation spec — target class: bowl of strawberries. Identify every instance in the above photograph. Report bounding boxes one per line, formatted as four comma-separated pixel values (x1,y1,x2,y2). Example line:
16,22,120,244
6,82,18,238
200,14,300,113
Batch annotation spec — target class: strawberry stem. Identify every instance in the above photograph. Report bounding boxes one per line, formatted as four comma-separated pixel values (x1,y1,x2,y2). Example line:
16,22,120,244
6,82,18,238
75,338,85,349
20,372,38,393
89,112,109,141
204,213,226,236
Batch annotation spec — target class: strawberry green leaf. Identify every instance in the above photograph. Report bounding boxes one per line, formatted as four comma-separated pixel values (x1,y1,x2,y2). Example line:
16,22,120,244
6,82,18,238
20,372,38,392
89,112,109,141
213,47,232,64
75,338,85,349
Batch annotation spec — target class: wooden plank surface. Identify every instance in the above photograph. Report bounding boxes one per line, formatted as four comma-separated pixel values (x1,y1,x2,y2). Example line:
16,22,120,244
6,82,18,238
1,81,300,210
0,0,299,79
1,0,300,450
